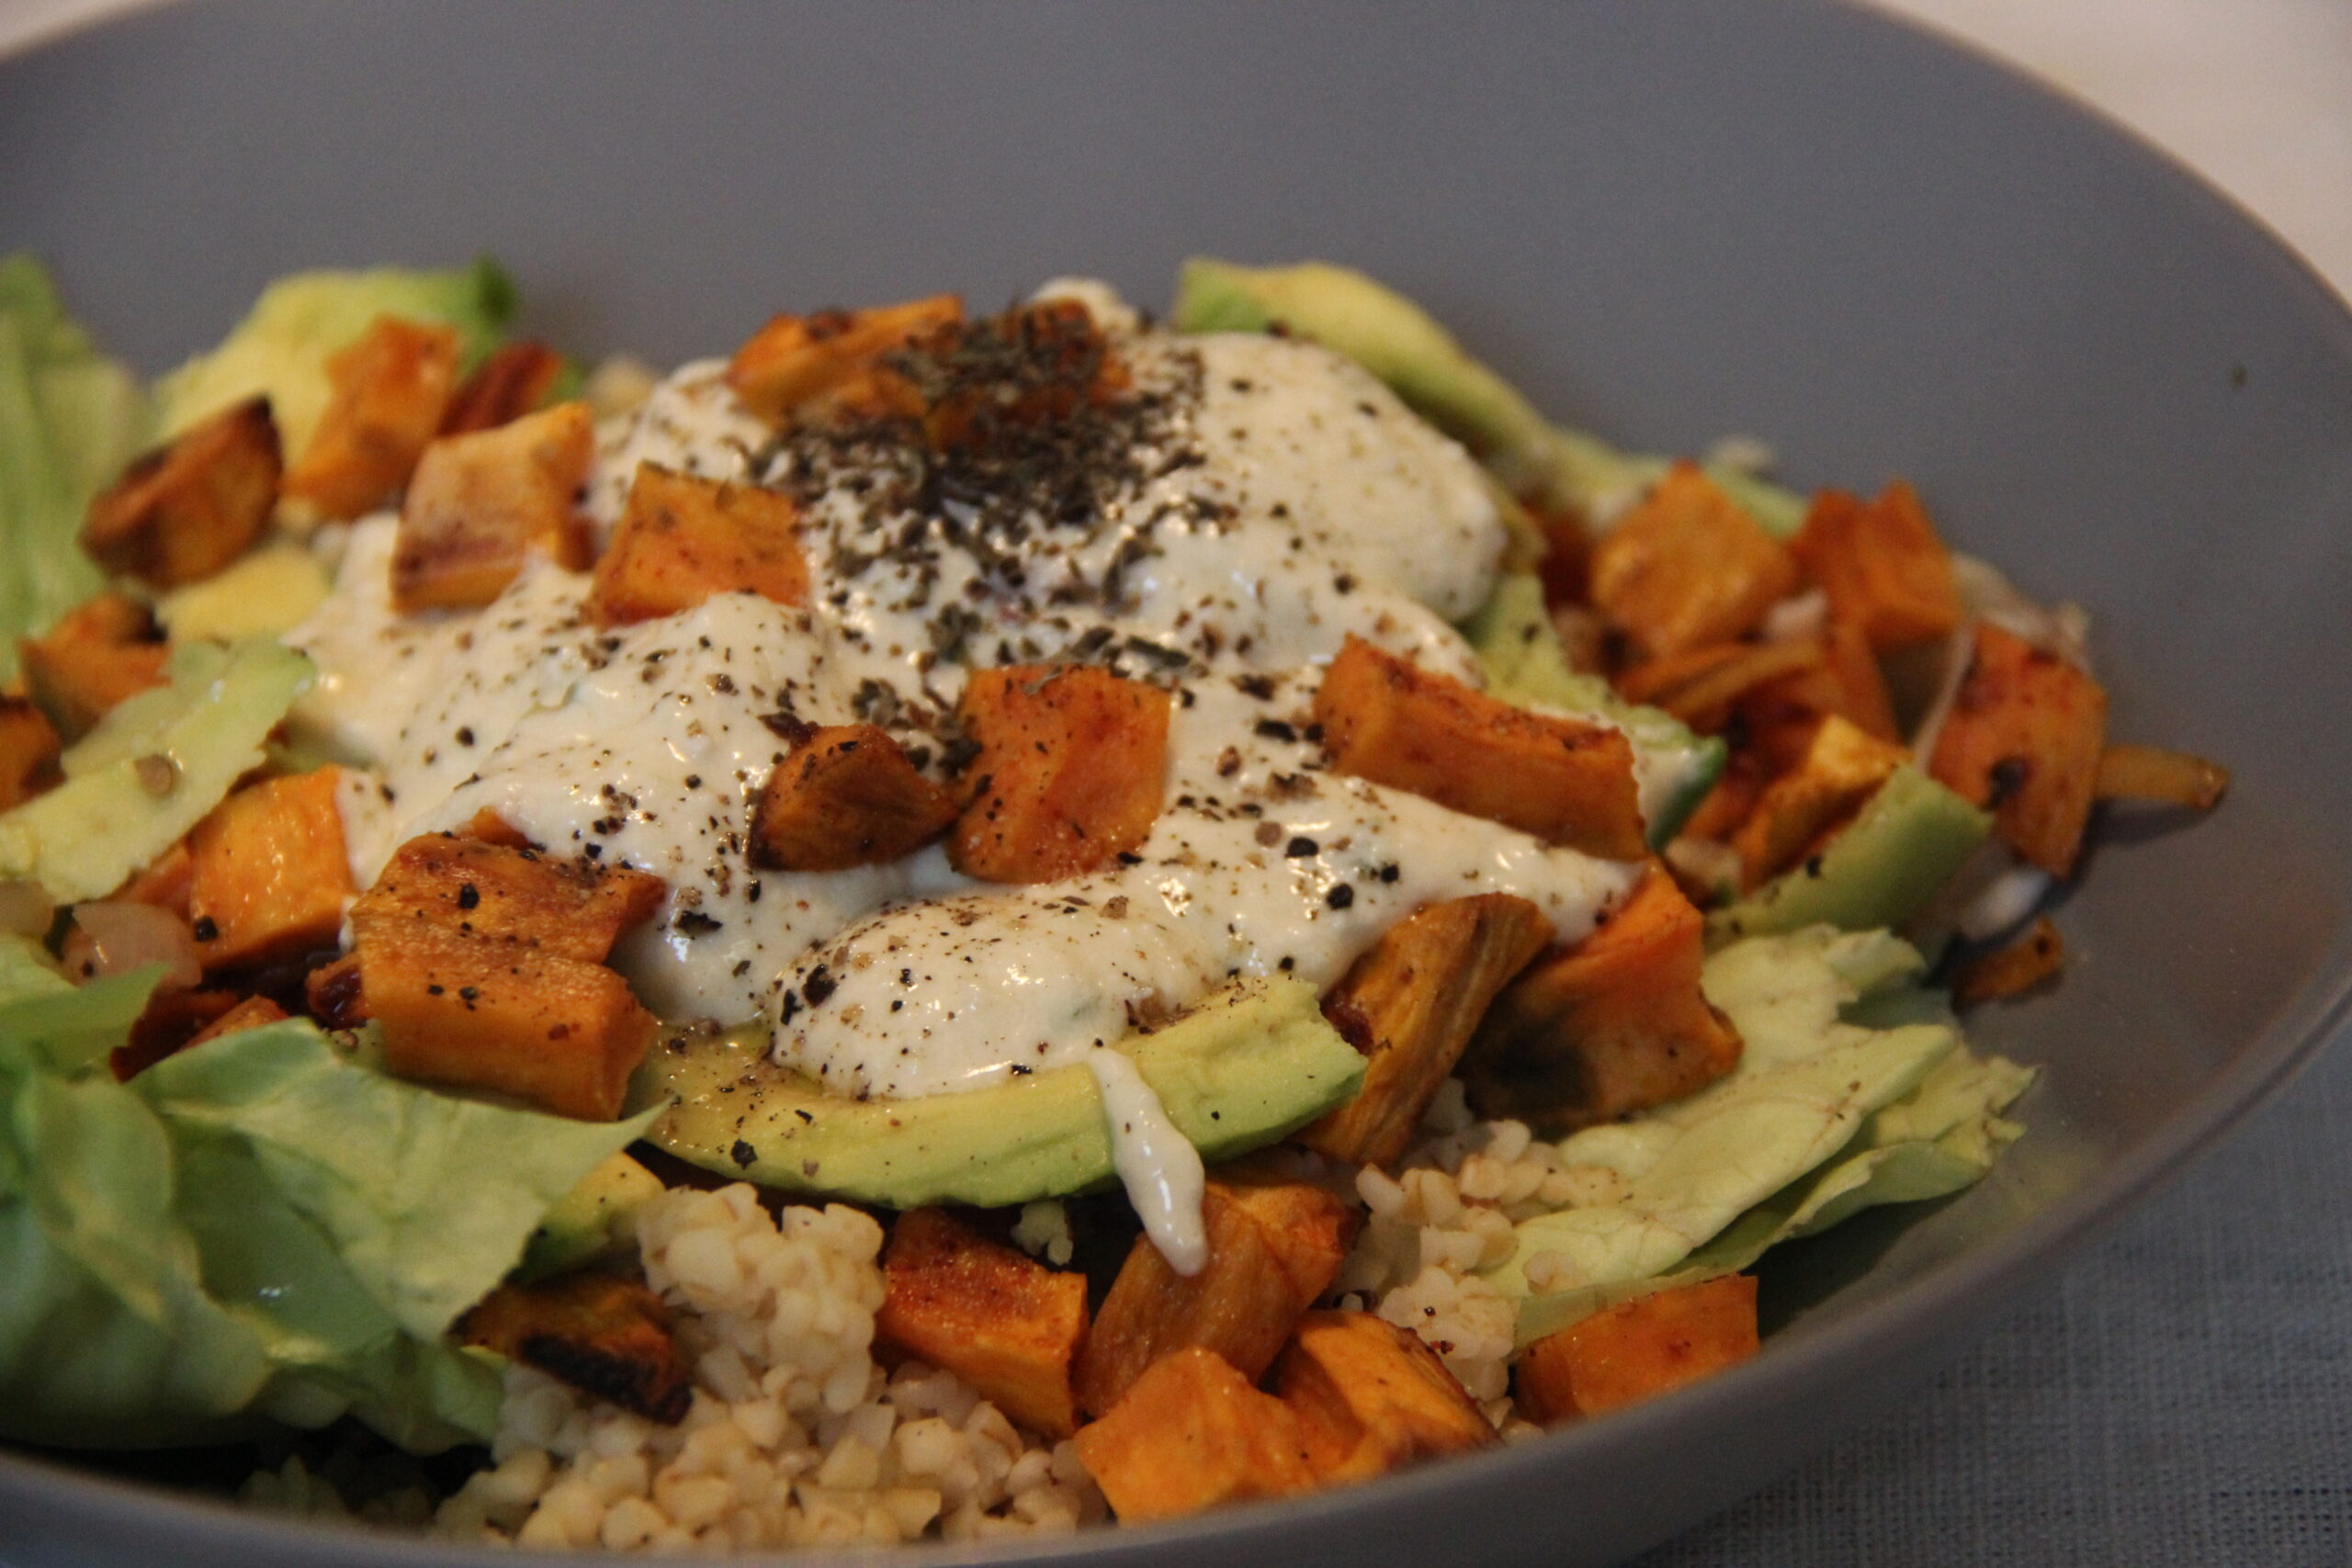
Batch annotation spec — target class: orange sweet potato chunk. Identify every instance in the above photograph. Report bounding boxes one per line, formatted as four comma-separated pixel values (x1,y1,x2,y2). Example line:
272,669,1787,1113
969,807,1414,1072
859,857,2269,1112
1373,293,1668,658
1464,864,1743,1132
726,294,964,425
1075,1174,1353,1418
1792,480,1962,653
1927,623,2108,876
1589,463,1800,659
187,769,355,970
1072,1348,1317,1524
1727,714,1909,889
1315,637,1646,861
82,396,280,587
1615,638,1823,735
283,316,460,521
186,994,290,1047
876,1208,1090,1438
584,463,808,626
461,1270,693,1424
1276,1310,1496,1483
1516,1274,1760,1424
391,401,596,612
351,833,665,965
950,664,1170,883
1299,894,1552,1168
113,841,194,916
750,723,956,872
440,340,566,435
0,696,62,811
18,592,169,740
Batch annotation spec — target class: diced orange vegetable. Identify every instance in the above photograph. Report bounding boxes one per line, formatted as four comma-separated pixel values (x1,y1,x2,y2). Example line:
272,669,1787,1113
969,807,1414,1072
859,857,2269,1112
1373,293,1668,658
0,696,62,811
1464,864,1743,1132
1589,464,1800,659
726,295,964,425
457,807,537,850
749,723,957,872
1315,637,1646,861
440,340,566,435
282,316,460,521
1615,638,1823,734
2094,743,2231,811
1516,1274,1760,1424
1678,752,1769,844
950,664,1170,883
583,463,808,626
186,994,289,1046
17,592,169,740
351,833,665,965
1928,623,2109,876
1300,895,1552,1167
186,769,355,970
112,840,194,916
876,1208,1090,1438
1792,480,1962,653
303,952,368,1029
110,987,241,1082
1819,618,1901,741
1072,1348,1316,1524
391,401,596,612
460,1270,692,1424
1075,1173,1353,1418
1276,1310,1496,1483
921,300,1130,449
81,396,280,587
1726,715,1909,889
1953,916,2066,1005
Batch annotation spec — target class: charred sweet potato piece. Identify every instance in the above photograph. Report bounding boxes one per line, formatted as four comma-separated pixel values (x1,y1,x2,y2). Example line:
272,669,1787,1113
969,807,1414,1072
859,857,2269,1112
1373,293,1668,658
304,952,369,1028
187,993,290,1046
1276,1310,1496,1483
18,592,169,740
112,840,194,916
950,664,1170,883
456,807,537,850
921,300,1130,450
460,1270,693,1424
1727,716,1910,890
0,696,62,811
726,294,964,425
2093,743,2231,811
186,769,355,971
750,723,957,872
1076,1174,1353,1418
1516,1274,1759,1424
1463,865,1742,1133
1589,464,1800,659
1792,480,1962,653
583,463,808,626
1928,623,2108,877
440,340,566,435
351,833,664,965
1072,1348,1317,1524
1315,637,1645,861
876,1208,1090,1438
111,987,242,1081
1615,638,1822,735
1953,915,2066,1005
283,316,461,521
1300,895,1552,1167
81,396,280,587
391,401,596,612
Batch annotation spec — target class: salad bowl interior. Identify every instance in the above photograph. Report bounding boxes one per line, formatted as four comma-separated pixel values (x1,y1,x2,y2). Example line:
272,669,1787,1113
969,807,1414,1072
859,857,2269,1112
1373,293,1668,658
3,1,2352,1564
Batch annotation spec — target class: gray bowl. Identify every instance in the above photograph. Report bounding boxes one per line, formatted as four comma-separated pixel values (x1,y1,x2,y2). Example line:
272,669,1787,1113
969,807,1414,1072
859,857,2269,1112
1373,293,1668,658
3,3,2349,1564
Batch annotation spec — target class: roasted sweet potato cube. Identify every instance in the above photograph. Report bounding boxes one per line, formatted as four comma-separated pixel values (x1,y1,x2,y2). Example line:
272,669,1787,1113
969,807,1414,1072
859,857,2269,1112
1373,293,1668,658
351,832,665,965
354,913,657,1121
112,840,194,915
18,592,169,740
584,463,808,626
877,1208,1090,1438
81,396,280,587
1792,480,1962,653
950,664,1170,883
1072,1348,1316,1524
1727,715,1909,889
1277,1310,1496,1483
460,1269,692,1424
0,696,62,811
1615,638,1823,735
750,723,956,872
1589,464,1800,659
304,952,369,1028
1516,1274,1759,1424
391,401,596,612
1928,623,2109,876
1300,895,1552,1167
922,301,1130,449
110,987,240,1081
456,807,537,850
283,316,460,521
1316,637,1645,860
440,340,566,435
1464,864,1743,1133
726,294,964,425
187,993,290,1046
187,769,355,971
1075,1174,1352,1417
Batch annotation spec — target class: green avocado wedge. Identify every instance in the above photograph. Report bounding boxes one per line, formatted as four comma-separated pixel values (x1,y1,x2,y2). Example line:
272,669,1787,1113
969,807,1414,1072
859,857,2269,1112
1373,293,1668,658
1707,765,1991,942
637,976,1366,1210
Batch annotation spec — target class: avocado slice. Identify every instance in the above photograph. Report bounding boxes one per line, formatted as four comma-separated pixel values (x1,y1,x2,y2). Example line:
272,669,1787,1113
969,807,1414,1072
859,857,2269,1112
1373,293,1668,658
639,976,1366,1209
1707,766,1991,942
519,1151,666,1280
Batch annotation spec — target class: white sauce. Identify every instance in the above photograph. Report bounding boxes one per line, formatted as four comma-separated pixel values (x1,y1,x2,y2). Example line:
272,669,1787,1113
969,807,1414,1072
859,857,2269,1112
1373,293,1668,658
288,294,1642,1271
